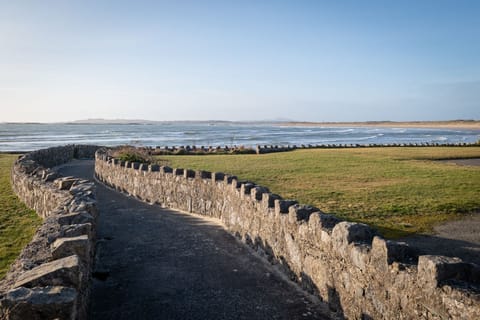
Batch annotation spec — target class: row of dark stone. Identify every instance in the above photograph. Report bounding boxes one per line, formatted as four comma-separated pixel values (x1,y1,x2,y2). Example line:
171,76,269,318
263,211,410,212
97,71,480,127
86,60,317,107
131,142,479,156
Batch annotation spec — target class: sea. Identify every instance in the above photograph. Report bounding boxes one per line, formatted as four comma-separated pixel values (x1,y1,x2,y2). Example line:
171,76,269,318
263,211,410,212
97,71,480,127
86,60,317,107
0,122,479,152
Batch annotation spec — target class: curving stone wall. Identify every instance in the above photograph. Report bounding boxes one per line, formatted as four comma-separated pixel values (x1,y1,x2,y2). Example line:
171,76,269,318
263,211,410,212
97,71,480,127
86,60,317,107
95,148,480,319
0,145,99,320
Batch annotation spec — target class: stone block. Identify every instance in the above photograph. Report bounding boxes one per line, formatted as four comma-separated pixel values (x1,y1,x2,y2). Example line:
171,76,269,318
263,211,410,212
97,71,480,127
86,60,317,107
288,204,318,223
212,172,225,182
229,178,239,189
332,222,375,259
240,182,255,196
196,170,211,179
161,166,173,173
284,233,302,272
14,255,83,289
51,235,90,264
0,286,77,320
57,211,94,226
131,162,140,169
275,199,297,214
173,168,184,176
251,186,269,201
55,177,77,190
371,237,389,273
149,164,160,172
69,183,95,196
224,175,237,185
349,244,371,271
372,236,418,265
417,255,470,290
61,223,93,239
332,222,375,246
184,169,195,178
18,160,37,174
317,214,341,230
262,193,281,208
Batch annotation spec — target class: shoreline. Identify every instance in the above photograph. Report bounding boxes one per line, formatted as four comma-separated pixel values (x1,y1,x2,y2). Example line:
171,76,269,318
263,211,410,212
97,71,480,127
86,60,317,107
281,121,480,130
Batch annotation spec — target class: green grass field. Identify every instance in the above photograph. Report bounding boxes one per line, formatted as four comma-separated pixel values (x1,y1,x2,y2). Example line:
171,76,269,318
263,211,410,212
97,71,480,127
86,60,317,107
0,154,41,279
160,147,480,238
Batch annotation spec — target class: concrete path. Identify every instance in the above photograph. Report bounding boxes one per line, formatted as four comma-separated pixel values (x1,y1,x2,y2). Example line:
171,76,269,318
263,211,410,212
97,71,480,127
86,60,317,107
56,160,332,320
438,158,480,166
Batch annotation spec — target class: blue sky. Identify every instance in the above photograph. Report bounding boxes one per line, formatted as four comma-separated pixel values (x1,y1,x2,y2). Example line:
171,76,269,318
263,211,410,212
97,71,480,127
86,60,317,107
1,0,479,122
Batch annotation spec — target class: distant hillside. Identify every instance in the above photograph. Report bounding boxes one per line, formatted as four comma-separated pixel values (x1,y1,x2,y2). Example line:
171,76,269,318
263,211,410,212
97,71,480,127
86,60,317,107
68,119,272,125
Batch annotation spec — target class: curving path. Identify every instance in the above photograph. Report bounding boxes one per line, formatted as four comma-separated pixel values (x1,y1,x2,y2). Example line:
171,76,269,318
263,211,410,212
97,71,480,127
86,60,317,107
56,160,333,320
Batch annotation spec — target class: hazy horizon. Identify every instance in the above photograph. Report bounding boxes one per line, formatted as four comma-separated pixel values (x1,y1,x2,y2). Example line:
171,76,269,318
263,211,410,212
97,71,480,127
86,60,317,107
2,1,479,122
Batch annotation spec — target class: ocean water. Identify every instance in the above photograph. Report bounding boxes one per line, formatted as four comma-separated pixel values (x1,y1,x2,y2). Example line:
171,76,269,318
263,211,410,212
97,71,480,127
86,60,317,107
0,122,479,152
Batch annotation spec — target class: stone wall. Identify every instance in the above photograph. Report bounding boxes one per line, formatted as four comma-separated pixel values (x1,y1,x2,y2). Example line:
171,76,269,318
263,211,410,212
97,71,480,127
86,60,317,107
255,142,478,154
142,142,479,156
0,145,99,320
95,148,480,319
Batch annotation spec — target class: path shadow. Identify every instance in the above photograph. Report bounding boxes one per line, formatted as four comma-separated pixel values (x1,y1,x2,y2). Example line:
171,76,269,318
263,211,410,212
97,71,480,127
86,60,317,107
399,234,480,265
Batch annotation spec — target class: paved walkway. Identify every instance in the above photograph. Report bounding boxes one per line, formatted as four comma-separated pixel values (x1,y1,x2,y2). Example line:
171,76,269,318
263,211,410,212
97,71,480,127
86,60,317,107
439,158,480,166
57,160,332,320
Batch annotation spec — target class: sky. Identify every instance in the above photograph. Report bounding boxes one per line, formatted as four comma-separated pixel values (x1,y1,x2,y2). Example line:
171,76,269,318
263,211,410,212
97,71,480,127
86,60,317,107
1,0,479,122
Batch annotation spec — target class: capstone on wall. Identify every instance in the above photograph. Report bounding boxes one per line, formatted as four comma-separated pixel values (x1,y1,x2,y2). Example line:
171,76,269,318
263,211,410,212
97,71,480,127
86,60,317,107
95,148,480,320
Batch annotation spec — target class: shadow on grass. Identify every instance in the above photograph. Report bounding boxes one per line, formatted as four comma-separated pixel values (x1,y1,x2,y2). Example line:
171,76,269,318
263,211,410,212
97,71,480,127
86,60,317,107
398,233,480,266
328,215,480,266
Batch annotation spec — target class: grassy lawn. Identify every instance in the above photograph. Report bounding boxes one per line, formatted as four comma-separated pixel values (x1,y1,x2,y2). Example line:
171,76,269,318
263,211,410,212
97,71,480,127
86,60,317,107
0,154,41,279
159,147,480,238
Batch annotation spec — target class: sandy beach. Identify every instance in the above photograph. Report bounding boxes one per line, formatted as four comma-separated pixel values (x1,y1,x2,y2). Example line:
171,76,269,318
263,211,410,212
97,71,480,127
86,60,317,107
283,120,480,130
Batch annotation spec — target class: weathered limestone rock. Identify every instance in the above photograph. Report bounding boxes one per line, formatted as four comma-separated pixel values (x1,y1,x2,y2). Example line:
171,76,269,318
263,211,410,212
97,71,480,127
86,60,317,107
57,211,94,226
332,221,375,245
69,182,95,196
55,177,78,190
0,286,77,320
51,236,90,264
61,223,93,239
418,255,467,290
14,255,83,289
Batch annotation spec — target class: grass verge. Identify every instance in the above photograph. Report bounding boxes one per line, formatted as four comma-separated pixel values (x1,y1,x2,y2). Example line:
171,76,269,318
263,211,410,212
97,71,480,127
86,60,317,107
159,147,480,238
0,154,41,279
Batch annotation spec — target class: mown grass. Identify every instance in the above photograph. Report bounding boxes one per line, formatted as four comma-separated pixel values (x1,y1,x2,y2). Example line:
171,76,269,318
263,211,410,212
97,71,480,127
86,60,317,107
0,154,41,279
159,147,480,238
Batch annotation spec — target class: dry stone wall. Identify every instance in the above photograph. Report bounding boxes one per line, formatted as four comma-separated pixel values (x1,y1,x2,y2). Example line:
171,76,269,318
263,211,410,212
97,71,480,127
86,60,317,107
95,148,480,319
139,142,479,156
0,145,99,320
